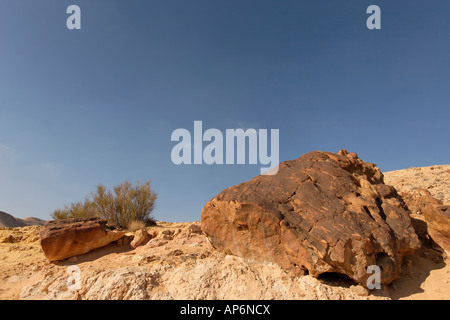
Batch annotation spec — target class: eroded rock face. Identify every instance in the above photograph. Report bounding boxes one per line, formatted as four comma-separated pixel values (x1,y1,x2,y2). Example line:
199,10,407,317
401,189,450,254
201,150,420,287
40,217,125,261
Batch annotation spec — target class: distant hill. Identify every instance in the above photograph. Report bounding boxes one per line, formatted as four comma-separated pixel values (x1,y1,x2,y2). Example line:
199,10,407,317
0,211,46,228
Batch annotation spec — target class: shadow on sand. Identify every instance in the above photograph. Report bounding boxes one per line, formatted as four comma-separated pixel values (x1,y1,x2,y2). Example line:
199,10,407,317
388,217,447,299
316,218,447,299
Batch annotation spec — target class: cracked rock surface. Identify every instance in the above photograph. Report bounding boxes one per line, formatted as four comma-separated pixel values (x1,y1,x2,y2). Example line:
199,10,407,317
201,150,420,286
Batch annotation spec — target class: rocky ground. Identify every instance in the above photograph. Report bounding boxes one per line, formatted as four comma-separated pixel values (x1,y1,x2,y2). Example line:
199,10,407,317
0,164,448,300
0,222,390,300
384,165,450,205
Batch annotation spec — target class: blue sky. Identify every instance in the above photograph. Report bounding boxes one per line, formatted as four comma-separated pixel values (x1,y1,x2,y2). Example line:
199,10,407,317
0,1,449,221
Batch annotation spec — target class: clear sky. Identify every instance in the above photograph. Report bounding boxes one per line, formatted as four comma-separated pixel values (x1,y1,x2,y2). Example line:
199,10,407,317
0,0,449,222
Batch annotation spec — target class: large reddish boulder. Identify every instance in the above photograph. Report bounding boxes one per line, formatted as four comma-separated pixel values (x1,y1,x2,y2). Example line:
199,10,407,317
40,217,125,261
201,150,420,287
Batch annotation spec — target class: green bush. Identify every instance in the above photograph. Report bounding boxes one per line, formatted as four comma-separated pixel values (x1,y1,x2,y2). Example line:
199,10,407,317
51,198,96,220
51,180,157,228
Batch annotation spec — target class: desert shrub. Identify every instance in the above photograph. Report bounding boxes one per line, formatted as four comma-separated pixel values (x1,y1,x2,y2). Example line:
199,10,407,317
51,198,96,220
127,220,147,232
51,180,157,228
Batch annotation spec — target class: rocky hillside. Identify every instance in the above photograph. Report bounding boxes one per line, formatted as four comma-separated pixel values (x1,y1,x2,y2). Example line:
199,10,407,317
384,165,450,205
0,211,46,228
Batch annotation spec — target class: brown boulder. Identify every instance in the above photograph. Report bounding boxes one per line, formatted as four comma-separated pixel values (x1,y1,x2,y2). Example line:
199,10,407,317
130,229,151,248
201,150,420,287
401,189,450,254
40,217,125,261
400,188,443,215
424,206,450,255
188,224,202,234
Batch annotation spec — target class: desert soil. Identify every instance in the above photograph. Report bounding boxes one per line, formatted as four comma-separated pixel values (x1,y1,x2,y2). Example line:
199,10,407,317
0,164,448,300
383,164,450,205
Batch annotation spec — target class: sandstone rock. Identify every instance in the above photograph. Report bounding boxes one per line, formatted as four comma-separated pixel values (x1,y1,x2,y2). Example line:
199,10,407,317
150,231,158,238
116,235,133,247
401,189,450,254
400,189,442,215
201,150,420,287
350,284,369,296
86,266,160,299
162,234,173,241
0,226,41,244
188,224,202,234
168,249,184,256
132,254,156,264
21,267,159,300
145,239,168,248
130,229,151,248
40,217,125,261
425,206,450,255
19,253,389,300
